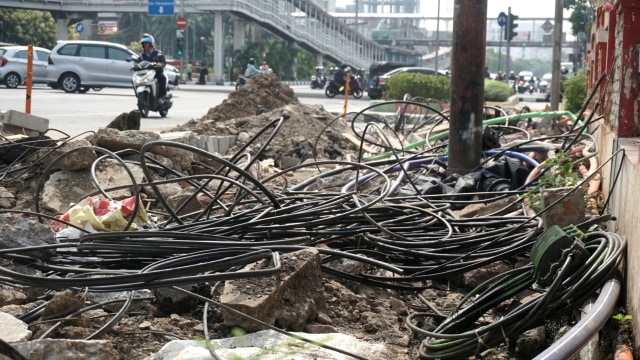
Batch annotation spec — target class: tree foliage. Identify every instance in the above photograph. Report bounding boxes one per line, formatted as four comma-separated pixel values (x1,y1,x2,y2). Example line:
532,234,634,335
383,73,451,101
562,70,587,114
484,79,514,102
0,9,57,49
485,49,553,79
564,0,594,36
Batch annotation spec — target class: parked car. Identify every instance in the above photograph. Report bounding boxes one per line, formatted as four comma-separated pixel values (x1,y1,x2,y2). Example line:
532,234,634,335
46,40,139,93
368,66,449,100
165,64,180,87
366,61,414,90
0,45,51,88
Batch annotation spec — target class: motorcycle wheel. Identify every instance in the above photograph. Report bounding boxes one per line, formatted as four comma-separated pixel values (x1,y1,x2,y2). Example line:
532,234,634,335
159,108,168,117
78,86,90,94
352,89,363,99
325,87,337,98
138,93,150,118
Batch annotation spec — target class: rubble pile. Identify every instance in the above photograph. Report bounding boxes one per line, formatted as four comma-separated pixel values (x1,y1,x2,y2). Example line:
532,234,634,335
0,75,631,360
168,73,357,166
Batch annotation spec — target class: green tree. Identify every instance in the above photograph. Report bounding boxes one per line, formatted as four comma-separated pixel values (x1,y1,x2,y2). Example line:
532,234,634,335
0,9,57,49
485,49,552,80
564,0,594,36
296,49,317,81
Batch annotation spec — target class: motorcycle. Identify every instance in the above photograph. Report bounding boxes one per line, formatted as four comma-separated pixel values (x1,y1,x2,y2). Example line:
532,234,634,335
235,75,249,90
310,67,326,89
129,56,172,118
310,74,326,89
516,79,529,94
324,76,363,99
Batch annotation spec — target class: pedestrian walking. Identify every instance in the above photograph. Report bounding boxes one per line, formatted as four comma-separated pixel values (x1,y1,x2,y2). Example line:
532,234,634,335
186,62,193,81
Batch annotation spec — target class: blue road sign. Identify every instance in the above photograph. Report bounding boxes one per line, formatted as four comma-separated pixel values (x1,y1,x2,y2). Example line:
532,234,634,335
75,22,84,33
497,12,507,27
148,0,174,16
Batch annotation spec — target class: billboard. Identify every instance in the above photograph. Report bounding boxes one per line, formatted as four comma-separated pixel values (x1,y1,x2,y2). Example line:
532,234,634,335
97,20,118,36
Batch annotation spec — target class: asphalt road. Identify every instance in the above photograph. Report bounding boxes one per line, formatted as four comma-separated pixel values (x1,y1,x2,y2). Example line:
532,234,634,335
0,83,372,138
1,83,548,139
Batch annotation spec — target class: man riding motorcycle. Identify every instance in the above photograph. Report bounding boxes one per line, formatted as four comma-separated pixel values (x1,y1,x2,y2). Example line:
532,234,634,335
140,35,168,103
333,64,348,89
245,58,261,77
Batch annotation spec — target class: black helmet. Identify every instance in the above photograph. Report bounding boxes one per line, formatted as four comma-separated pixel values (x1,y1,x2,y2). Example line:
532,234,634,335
249,58,255,65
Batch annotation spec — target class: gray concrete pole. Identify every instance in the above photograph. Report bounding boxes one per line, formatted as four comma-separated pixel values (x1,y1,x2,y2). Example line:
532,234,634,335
447,0,488,176
56,19,69,40
213,11,224,83
551,0,564,111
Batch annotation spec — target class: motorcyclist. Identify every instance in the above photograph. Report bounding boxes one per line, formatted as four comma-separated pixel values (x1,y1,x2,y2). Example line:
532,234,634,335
245,58,261,77
314,66,325,86
139,35,167,103
260,61,273,73
334,64,348,88
508,71,516,81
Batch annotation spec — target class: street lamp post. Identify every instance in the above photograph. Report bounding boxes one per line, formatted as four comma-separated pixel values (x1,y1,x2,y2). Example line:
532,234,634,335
199,36,205,62
225,35,233,81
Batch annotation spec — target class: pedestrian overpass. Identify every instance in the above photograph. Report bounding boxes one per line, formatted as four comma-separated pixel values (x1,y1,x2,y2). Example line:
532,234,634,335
0,0,401,81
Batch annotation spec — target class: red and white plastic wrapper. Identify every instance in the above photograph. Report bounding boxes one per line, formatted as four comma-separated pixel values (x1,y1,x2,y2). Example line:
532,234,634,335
51,196,152,237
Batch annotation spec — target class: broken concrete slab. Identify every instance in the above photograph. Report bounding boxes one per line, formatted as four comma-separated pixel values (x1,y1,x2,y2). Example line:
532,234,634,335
2,339,119,360
221,248,324,332
0,311,31,342
150,329,393,360
0,110,49,137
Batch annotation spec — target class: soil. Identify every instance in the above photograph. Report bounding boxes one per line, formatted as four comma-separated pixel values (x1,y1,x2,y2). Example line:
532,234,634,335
166,72,359,167
0,72,634,360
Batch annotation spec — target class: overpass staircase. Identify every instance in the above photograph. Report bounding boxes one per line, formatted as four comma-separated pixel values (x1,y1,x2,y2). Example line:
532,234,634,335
0,0,392,70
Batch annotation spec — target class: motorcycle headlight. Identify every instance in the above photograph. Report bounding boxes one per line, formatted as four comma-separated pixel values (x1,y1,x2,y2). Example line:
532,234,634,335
133,71,154,86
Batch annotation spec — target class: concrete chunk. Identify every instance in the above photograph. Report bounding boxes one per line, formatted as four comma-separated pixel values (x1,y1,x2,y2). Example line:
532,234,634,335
221,249,324,331
0,110,49,136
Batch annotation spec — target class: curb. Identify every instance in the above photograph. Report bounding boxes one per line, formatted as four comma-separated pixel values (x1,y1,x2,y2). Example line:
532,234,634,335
178,81,309,87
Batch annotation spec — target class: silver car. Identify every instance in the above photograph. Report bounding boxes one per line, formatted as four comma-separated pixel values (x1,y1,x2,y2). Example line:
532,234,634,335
0,46,51,88
46,40,138,93
165,63,180,88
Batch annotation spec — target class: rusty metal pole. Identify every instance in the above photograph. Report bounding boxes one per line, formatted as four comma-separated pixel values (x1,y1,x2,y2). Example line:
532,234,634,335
447,0,488,176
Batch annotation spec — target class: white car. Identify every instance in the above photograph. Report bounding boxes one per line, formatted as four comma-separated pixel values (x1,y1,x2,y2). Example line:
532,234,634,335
165,64,180,87
0,45,51,88
46,40,138,93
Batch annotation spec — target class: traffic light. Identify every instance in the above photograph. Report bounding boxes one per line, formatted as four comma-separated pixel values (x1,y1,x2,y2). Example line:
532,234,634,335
505,13,519,41
176,38,184,57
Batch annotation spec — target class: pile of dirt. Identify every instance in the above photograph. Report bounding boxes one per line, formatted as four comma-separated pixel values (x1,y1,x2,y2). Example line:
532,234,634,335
168,73,357,166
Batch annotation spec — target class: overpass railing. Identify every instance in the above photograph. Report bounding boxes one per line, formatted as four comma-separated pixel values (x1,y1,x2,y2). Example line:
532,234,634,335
0,0,387,69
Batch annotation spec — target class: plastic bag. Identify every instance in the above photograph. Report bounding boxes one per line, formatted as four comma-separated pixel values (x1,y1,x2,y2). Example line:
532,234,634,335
51,196,151,234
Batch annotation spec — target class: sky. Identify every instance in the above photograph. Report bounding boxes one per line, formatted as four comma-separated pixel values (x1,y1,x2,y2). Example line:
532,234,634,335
335,0,572,19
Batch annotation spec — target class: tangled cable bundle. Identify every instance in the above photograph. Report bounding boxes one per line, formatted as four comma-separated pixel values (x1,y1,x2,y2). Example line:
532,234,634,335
407,229,626,359
0,97,627,358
